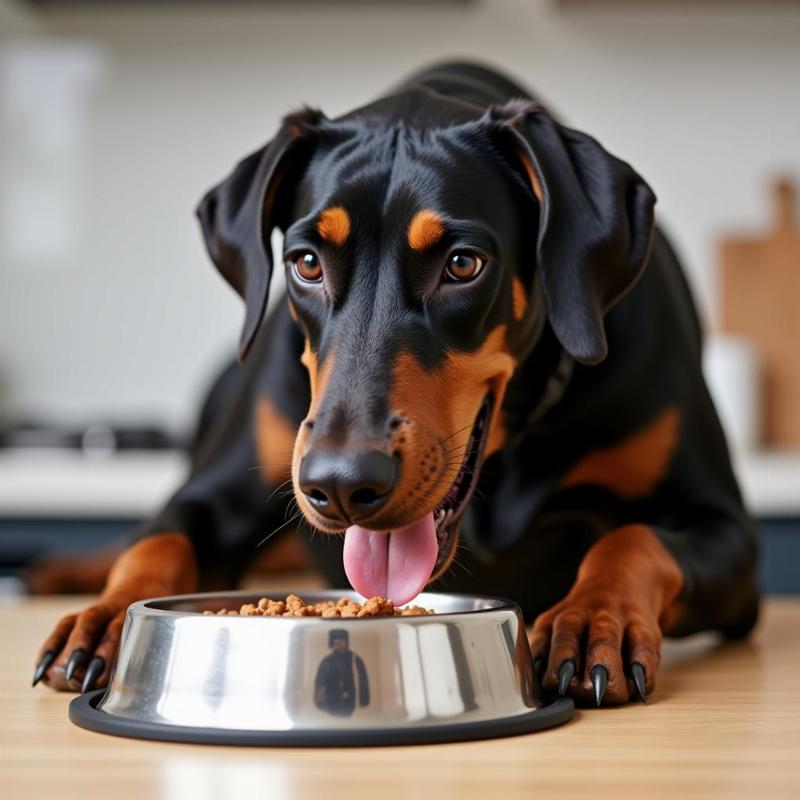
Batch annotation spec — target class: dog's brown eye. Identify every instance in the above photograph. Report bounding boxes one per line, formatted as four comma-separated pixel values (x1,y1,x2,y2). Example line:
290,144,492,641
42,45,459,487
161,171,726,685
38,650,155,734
289,251,323,283
444,251,486,282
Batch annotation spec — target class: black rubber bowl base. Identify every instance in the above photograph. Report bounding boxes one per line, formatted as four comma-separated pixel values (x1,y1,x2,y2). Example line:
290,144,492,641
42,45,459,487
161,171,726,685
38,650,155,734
70,690,574,747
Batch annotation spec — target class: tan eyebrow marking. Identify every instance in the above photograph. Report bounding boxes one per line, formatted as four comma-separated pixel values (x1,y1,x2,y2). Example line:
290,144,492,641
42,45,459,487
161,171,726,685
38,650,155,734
316,206,351,246
407,209,445,251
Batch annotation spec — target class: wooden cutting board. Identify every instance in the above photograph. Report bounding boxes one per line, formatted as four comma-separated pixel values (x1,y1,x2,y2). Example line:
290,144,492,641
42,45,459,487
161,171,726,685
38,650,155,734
720,179,800,447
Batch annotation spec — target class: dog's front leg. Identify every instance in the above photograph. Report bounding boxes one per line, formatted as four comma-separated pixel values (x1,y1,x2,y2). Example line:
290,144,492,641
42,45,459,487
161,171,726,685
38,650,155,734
32,532,197,692
530,524,683,706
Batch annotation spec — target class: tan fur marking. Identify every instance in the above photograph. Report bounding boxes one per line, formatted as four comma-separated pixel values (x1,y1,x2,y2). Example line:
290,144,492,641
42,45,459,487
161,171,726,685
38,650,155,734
291,327,515,538
106,532,198,600
317,206,351,246
244,534,311,577
512,277,528,321
561,407,681,499
299,339,334,418
255,396,298,485
388,325,516,527
292,341,337,529
407,209,445,251
529,524,684,704
485,409,508,457
292,339,334,506
517,149,544,203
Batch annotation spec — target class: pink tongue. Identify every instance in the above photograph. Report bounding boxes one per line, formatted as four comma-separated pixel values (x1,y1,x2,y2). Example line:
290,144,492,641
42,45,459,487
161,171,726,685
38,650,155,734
343,513,438,606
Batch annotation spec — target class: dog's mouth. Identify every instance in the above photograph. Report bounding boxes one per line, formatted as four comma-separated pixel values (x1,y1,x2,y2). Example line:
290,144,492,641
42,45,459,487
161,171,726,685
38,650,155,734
431,394,492,574
342,395,492,605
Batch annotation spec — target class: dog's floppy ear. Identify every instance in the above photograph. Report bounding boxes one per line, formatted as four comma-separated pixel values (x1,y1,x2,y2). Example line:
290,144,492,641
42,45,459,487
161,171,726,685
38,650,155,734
196,107,323,360
490,102,656,365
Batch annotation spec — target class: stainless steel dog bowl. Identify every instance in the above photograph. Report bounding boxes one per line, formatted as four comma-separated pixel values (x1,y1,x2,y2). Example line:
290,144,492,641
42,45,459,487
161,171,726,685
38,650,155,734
70,590,573,746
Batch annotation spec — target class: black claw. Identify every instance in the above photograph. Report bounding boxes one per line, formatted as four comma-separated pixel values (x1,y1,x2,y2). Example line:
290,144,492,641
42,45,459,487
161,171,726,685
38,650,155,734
557,659,576,696
64,648,88,683
32,650,56,687
81,656,105,694
533,657,545,678
631,662,647,703
591,664,608,707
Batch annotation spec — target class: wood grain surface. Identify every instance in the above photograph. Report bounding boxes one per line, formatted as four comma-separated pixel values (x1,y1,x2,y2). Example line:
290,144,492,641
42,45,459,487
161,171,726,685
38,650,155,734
2,595,799,800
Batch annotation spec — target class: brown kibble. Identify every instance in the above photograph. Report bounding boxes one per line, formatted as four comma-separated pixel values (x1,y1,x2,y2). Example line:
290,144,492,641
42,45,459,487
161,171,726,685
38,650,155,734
270,601,286,615
202,594,433,617
357,596,395,617
399,606,430,616
285,594,305,611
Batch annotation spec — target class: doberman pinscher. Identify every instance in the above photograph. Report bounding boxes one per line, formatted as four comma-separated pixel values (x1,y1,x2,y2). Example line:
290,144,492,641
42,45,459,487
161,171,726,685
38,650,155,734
33,62,759,706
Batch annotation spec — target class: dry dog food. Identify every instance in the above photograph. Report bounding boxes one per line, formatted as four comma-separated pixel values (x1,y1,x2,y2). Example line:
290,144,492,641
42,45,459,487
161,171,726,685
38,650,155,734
203,593,433,618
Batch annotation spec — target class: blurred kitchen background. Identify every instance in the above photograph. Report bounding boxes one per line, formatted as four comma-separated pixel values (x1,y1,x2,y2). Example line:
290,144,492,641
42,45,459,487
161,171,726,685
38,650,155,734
1,0,799,595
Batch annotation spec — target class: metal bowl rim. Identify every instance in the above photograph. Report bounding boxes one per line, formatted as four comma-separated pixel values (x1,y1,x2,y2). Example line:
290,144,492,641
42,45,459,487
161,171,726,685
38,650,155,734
131,589,521,621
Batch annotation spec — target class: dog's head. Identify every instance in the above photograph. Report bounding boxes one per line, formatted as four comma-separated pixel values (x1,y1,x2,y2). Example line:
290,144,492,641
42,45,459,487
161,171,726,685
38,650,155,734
196,96,656,603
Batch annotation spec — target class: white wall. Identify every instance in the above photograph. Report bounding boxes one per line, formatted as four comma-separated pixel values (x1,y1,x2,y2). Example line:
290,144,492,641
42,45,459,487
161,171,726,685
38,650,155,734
1,1,798,432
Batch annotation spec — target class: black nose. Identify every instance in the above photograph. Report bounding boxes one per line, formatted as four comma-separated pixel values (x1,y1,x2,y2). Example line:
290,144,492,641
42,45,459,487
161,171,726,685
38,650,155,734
298,449,397,523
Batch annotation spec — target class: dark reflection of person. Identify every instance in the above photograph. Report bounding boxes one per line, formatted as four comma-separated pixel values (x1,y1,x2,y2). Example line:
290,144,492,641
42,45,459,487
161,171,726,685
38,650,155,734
314,629,370,717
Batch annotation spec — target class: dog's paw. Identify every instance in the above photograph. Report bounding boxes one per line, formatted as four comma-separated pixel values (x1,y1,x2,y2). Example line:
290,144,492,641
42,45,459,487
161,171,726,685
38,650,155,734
32,595,131,693
529,578,660,706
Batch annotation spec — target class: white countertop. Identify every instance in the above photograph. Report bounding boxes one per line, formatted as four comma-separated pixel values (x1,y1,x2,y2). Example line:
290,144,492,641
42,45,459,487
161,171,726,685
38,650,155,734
0,447,798,519
0,449,188,518
730,449,800,517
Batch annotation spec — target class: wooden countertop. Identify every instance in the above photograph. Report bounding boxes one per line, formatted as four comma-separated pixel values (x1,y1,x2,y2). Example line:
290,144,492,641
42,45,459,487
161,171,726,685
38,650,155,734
2,596,799,800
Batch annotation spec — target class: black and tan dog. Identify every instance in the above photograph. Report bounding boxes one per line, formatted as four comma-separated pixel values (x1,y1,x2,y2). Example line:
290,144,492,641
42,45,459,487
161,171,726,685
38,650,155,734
34,62,759,706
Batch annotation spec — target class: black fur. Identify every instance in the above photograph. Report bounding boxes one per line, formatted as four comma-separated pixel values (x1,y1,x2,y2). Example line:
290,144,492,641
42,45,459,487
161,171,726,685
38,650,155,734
145,62,759,636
